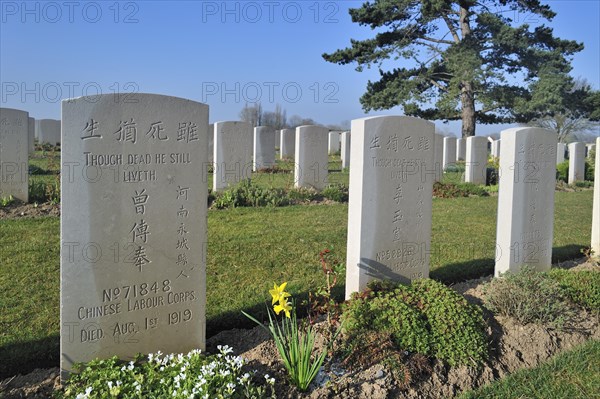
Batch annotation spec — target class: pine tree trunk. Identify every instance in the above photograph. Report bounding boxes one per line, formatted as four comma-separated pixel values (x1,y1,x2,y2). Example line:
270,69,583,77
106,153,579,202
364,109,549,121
461,82,476,137
459,5,476,138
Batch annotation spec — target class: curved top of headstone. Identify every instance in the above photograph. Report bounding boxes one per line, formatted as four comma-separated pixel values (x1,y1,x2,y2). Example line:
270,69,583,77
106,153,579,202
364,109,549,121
296,124,327,129
353,115,429,124
64,93,207,106
255,126,276,131
0,107,29,115
214,120,248,125
500,126,554,137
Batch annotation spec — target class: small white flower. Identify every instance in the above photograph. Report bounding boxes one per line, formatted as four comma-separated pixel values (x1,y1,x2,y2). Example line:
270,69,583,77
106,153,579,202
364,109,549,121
264,374,275,385
238,372,251,384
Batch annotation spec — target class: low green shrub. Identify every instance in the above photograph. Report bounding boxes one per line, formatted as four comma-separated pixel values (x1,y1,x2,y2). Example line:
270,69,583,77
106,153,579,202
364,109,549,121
433,182,489,198
557,158,595,183
556,160,569,183
483,184,499,194
574,181,593,188
486,167,498,185
1,195,14,207
548,269,600,313
55,346,275,399
321,183,349,202
585,149,595,181
287,187,318,202
483,267,576,329
29,178,60,204
444,161,466,173
211,180,289,209
211,181,349,209
342,279,488,366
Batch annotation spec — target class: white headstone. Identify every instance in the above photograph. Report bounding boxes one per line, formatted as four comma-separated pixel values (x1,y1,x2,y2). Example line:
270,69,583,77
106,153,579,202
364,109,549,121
294,125,328,190
465,136,488,185
253,126,276,171
568,142,585,184
456,137,466,161
28,117,35,153
491,139,501,158
279,128,295,159
328,131,340,154
37,119,61,145
0,107,29,202
345,116,435,298
207,124,214,164
442,136,457,170
341,131,351,169
495,127,557,276
556,143,566,165
592,137,600,257
213,121,252,192
433,134,443,182
60,94,208,379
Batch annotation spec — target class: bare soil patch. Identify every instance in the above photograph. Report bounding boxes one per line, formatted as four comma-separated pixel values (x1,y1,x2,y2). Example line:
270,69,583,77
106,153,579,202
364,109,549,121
0,201,60,220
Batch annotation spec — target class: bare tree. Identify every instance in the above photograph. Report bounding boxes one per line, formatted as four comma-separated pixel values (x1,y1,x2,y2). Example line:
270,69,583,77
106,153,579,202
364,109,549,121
261,104,288,129
288,115,317,128
239,102,262,127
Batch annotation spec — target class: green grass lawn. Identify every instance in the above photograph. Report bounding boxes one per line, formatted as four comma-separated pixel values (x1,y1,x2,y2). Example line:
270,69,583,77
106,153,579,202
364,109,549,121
29,150,61,173
0,190,593,377
458,339,600,399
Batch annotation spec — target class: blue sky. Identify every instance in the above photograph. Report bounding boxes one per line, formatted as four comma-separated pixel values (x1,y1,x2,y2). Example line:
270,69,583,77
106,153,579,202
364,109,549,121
1,0,598,137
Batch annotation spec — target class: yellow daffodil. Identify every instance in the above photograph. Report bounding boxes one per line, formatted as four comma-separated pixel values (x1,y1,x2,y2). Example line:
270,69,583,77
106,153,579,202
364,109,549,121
269,282,291,305
274,300,292,318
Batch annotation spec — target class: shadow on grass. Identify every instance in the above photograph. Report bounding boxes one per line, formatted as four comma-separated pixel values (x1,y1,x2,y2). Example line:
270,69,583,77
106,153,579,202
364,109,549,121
431,258,495,284
0,334,59,379
429,244,588,285
552,244,587,263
